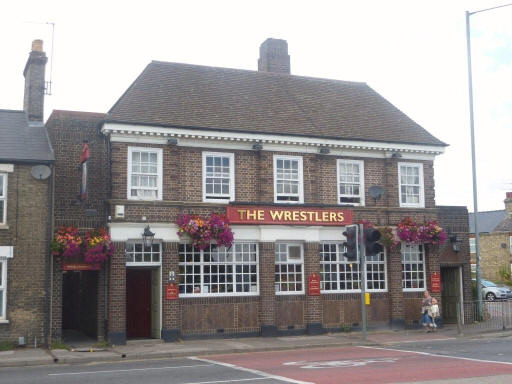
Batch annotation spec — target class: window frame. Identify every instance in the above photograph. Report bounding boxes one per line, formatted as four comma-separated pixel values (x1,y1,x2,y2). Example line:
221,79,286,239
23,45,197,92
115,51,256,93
127,147,163,201
470,237,476,254
178,242,259,298
202,152,235,203
125,242,162,267
0,258,6,321
365,251,388,292
398,162,425,208
0,173,6,225
273,155,304,204
275,242,305,295
320,242,361,293
401,243,426,292
337,159,365,206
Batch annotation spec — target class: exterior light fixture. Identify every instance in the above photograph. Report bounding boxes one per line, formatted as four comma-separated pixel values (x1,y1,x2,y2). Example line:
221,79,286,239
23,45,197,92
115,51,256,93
142,225,155,248
252,143,263,151
319,147,330,154
449,235,461,252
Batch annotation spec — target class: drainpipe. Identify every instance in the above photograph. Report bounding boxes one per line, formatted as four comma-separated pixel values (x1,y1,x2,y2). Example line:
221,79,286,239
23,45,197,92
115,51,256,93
46,163,55,346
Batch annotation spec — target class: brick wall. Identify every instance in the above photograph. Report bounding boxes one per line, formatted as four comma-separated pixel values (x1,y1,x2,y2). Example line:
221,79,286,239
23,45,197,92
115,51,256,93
478,233,511,281
46,110,108,343
0,164,51,345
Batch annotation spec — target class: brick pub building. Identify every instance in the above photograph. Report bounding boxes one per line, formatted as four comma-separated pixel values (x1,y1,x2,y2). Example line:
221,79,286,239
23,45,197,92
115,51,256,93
48,38,471,345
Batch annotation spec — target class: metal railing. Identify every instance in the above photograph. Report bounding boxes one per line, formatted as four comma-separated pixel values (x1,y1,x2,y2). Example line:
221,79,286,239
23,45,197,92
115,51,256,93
458,299,512,331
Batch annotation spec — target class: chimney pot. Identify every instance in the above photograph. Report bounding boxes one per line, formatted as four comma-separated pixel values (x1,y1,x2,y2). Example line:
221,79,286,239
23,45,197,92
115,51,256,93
31,39,43,52
505,192,512,215
258,38,290,74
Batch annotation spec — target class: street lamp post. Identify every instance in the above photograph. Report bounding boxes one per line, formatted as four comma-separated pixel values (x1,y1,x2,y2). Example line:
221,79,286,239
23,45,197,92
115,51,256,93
465,3,512,318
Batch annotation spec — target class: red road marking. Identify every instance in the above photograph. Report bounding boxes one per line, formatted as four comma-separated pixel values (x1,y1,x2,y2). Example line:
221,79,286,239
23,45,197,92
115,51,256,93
204,346,512,384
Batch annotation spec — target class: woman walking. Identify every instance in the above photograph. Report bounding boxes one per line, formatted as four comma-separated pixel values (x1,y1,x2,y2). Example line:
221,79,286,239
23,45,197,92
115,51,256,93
421,290,433,332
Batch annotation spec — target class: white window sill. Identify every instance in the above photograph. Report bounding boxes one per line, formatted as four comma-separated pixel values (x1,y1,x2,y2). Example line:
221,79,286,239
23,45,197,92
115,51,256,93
403,288,425,292
400,204,425,209
0,224,9,230
0,320,9,324
179,293,259,298
203,198,232,204
275,291,305,296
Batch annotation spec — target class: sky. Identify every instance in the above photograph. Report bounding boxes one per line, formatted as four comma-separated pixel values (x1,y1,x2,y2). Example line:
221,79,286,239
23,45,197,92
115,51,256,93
1,0,510,212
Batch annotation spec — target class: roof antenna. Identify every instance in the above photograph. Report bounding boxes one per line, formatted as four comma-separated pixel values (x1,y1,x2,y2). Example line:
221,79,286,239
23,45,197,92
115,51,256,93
44,22,55,95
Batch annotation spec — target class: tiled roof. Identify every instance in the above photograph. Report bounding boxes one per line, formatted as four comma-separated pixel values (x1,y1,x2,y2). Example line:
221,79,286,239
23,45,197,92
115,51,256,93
107,61,446,147
494,216,512,232
0,109,54,163
469,210,507,233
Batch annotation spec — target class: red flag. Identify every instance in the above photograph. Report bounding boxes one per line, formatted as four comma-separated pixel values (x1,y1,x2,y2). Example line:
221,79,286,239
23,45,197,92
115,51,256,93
80,142,89,201
80,142,90,164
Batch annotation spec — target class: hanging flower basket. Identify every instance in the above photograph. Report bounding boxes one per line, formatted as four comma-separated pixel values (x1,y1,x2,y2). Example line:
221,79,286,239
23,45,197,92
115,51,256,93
378,226,400,249
84,228,114,264
396,217,421,243
177,213,234,250
50,226,83,259
418,220,447,245
397,217,447,245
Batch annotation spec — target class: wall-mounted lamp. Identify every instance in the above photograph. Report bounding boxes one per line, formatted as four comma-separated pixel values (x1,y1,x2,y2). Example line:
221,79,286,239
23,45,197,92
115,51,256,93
142,225,155,248
391,152,402,158
319,147,330,155
449,235,461,252
252,143,263,151
167,138,178,145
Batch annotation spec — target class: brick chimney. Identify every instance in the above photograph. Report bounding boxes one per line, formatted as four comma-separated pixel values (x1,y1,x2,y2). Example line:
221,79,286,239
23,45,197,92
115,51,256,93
505,192,512,215
23,39,48,122
258,38,290,74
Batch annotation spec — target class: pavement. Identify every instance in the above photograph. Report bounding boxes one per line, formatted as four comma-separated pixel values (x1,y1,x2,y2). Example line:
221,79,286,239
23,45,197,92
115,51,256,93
1,325,511,369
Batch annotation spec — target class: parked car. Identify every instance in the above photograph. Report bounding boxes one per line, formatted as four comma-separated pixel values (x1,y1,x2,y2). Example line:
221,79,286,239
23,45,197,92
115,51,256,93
474,279,512,301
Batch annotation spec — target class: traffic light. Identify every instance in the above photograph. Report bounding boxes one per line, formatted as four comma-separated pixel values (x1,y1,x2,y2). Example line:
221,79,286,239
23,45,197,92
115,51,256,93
342,224,359,261
364,227,383,256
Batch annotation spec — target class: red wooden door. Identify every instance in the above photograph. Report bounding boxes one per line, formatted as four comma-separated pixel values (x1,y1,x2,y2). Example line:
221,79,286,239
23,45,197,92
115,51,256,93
126,269,152,338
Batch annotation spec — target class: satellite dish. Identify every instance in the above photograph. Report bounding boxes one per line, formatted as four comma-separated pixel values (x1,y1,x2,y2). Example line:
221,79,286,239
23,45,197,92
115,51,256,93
31,165,52,180
369,186,384,201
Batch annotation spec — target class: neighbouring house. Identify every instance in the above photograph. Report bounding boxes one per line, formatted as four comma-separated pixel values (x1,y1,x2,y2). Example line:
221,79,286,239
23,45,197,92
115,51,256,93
47,38,471,344
0,40,54,345
469,193,512,282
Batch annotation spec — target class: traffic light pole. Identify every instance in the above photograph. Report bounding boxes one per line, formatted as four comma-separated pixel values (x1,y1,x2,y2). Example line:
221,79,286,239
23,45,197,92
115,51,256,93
359,223,367,341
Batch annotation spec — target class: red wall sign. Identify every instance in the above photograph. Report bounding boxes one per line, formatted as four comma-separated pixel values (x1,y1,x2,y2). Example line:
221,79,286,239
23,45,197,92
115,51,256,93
430,272,441,293
166,283,179,300
226,206,353,226
308,273,321,296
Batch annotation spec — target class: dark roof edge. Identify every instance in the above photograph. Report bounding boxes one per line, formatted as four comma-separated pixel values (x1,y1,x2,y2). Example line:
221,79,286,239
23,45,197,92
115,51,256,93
0,109,25,114
103,119,449,148
149,60,368,86
0,158,55,164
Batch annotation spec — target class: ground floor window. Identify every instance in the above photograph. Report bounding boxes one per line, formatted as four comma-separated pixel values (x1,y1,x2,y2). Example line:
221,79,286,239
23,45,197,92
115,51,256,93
366,252,387,291
126,242,161,266
320,243,360,291
402,244,425,291
275,243,304,294
0,259,6,320
320,243,387,292
179,243,258,296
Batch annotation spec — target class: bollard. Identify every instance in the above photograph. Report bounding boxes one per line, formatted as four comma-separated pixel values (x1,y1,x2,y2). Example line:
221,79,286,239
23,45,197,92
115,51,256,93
456,300,462,335
502,300,506,331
